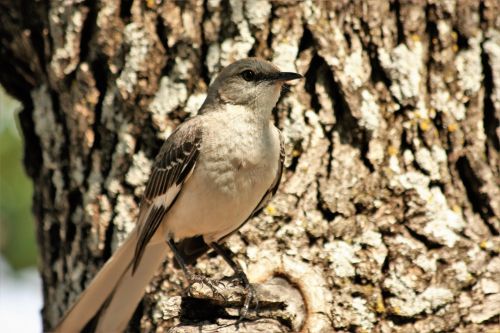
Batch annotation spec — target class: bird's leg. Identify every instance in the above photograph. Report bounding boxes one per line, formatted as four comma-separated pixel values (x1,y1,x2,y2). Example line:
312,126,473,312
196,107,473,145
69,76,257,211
166,238,224,299
209,242,257,319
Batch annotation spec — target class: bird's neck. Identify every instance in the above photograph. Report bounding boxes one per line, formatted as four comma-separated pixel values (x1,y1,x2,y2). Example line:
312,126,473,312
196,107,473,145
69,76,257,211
219,103,274,131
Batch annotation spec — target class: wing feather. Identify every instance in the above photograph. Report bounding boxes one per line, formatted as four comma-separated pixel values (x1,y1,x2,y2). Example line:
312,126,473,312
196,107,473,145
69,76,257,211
178,149,198,184
132,206,167,272
132,120,202,273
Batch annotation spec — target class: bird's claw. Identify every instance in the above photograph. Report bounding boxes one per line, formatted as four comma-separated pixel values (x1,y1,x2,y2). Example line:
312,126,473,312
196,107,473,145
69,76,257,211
224,271,258,320
186,273,226,301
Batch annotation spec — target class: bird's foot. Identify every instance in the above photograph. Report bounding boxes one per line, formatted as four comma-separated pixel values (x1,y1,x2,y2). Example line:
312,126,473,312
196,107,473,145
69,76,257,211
222,271,258,320
186,272,226,301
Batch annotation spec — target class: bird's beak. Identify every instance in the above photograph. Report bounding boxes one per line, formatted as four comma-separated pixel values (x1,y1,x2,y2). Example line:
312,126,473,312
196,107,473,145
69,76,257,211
267,71,303,82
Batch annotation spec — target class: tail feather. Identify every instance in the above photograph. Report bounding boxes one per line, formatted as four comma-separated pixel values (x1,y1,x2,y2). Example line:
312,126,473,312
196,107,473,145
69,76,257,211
96,241,167,333
54,231,138,332
53,229,167,333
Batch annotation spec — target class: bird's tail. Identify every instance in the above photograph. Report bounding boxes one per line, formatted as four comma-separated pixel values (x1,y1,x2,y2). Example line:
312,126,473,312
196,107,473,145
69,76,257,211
53,229,168,333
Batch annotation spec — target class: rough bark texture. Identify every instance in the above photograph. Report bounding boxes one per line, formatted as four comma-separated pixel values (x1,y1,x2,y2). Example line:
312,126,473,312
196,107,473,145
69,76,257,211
1,0,499,332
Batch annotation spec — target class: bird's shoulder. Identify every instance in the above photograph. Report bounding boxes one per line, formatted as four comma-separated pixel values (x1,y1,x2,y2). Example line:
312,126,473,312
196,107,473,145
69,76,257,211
153,117,203,167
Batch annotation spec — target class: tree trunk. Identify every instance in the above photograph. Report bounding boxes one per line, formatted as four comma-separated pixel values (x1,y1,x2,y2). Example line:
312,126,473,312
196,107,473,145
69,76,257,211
1,0,499,332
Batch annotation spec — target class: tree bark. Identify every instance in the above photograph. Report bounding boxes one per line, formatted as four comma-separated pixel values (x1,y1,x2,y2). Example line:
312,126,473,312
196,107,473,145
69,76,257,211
1,0,499,332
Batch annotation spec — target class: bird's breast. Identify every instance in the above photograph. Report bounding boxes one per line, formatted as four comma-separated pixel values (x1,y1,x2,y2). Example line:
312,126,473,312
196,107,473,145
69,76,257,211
201,132,274,195
163,110,281,243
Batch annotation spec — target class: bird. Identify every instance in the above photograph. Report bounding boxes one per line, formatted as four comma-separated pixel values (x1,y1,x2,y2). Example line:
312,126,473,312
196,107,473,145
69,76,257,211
54,57,303,332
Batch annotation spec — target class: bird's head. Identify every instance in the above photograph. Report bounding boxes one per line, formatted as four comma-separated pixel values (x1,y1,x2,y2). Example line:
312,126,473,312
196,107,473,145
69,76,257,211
202,58,302,113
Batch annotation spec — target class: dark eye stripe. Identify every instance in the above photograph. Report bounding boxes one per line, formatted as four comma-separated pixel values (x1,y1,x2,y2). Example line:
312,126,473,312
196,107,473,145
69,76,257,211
240,70,272,83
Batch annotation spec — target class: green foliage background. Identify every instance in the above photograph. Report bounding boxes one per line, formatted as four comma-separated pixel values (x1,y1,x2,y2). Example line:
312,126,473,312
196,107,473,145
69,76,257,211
0,86,37,270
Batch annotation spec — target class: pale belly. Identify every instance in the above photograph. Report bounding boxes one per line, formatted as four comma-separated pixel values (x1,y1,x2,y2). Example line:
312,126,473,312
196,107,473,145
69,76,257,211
162,120,280,244
163,163,273,243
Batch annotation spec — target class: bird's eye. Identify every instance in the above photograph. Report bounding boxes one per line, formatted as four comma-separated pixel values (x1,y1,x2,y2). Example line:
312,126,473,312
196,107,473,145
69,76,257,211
241,70,255,81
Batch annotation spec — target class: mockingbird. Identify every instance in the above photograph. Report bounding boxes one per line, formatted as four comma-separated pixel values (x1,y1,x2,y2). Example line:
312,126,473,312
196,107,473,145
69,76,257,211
54,58,302,332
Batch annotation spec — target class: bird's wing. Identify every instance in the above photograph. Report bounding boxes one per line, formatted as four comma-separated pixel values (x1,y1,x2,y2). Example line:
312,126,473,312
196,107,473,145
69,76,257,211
132,118,202,272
